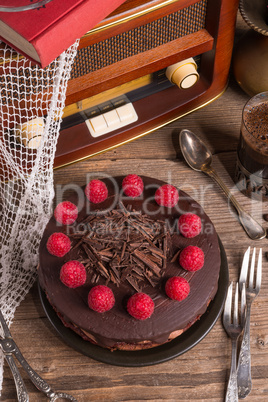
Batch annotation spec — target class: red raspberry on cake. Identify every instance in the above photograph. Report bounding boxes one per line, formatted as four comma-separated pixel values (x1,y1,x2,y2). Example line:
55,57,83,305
60,260,86,288
46,232,71,257
165,277,190,301
54,201,78,225
179,245,204,271
85,179,108,203
88,285,115,313
127,292,154,320
178,213,202,238
122,174,144,197
155,184,179,208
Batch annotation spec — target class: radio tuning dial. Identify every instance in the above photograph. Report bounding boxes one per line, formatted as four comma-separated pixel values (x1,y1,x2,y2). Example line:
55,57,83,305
165,57,199,89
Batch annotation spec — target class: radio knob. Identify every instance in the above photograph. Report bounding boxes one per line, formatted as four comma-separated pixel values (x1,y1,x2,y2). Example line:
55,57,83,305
16,117,44,149
166,57,199,89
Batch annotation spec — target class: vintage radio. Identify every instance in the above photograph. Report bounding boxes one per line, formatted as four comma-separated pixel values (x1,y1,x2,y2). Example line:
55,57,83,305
55,0,239,168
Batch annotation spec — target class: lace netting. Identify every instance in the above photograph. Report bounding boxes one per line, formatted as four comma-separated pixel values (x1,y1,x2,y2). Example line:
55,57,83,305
0,40,78,392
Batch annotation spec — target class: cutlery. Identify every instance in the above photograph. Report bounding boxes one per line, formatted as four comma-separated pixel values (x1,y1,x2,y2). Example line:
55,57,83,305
179,129,266,240
0,308,77,402
223,282,246,402
237,247,262,398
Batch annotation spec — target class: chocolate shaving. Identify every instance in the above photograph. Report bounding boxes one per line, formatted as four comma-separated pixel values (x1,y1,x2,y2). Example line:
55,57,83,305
82,244,97,263
149,253,163,265
120,241,127,260
133,250,162,277
71,238,84,251
70,203,171,291
146,245,166,258
126,276,141,292
171,249,181,263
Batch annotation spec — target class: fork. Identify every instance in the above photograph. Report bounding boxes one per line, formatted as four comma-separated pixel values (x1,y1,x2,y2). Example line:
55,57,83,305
223,282,246,402
237,247,262,399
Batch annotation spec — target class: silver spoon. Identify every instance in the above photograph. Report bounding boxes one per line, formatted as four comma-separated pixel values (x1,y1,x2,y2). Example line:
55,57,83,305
179,129,266,240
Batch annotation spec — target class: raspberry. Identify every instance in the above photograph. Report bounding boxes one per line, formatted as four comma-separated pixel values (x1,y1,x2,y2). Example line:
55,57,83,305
46,232,71,257
165,276,190,301
85,179,108,203
127,292,154,320
122,174,144,197
88,285,115,313
155,184,179,208
60,260,86,288
179,245,204,271
178,213,202,238
54,201,78,225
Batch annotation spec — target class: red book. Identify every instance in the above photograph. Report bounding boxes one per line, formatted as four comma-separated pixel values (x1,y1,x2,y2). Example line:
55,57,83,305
0,0,127,68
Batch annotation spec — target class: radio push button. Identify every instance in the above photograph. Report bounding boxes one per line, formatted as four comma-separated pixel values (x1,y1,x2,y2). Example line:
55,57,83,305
116,103,136,122
104,109,120,127
87,114,107,135
85,102,138,138
165,57,199,89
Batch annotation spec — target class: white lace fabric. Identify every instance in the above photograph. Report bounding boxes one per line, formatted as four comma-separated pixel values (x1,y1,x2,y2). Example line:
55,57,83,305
0,41,78,392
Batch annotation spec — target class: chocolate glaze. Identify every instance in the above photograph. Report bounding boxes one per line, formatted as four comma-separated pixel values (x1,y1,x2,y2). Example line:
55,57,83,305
39,176,221,349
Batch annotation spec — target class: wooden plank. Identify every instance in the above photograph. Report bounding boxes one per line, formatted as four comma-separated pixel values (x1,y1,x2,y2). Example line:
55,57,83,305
2,12,267,402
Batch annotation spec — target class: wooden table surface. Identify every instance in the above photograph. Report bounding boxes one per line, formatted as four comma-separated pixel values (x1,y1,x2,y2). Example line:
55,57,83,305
2,20,268,402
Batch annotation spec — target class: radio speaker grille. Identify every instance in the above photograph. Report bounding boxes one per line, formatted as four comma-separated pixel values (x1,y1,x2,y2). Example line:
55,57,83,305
71,0,208,79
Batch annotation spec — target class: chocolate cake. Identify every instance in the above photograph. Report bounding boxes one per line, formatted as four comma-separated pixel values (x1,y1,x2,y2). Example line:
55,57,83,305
38,176,221,351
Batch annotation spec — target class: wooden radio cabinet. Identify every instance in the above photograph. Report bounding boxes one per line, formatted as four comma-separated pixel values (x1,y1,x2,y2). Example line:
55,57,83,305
55,0,239,168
